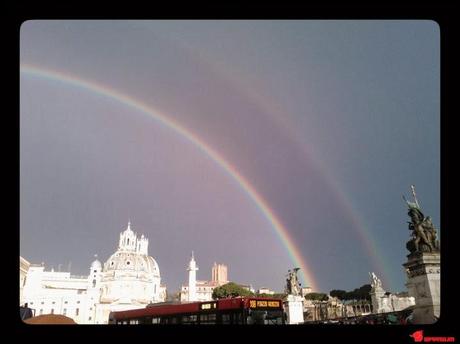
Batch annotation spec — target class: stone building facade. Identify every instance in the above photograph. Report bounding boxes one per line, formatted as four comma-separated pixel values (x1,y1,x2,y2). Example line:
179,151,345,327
21,222,166,324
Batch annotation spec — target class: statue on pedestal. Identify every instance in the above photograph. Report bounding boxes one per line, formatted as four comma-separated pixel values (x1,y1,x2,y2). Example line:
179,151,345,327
403,185,440,254
285,268,301,296
283,268,304,324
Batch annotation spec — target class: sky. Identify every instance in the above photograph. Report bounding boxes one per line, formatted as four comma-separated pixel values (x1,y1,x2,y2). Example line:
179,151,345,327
20,20,440,294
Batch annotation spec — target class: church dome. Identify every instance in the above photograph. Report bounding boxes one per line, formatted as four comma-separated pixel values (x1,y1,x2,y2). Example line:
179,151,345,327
99,221,165,305
103,251,160,277
102,221,160,277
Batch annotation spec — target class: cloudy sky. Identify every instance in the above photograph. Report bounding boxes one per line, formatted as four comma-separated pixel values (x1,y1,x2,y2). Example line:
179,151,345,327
20,20,439,294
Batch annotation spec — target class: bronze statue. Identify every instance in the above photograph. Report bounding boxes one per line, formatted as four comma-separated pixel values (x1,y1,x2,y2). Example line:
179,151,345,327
403,185,440,254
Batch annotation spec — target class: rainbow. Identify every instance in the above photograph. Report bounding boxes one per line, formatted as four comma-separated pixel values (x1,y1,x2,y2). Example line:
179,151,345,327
183,49,394,288
21,63,320,291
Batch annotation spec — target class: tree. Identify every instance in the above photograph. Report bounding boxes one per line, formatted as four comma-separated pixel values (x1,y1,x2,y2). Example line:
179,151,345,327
304,292,329,301
257,293,286,299
330,289,347,300
346,284,371,301
357,284,372,301
330,284,372,301
166,290,181,302
212,282,254,299
272,293,287,300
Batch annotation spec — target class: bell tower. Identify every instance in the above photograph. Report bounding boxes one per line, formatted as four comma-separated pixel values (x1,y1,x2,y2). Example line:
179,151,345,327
187,251,199,302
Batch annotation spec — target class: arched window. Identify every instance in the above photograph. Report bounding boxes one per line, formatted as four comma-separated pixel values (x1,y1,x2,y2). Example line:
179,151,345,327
92,279,96,288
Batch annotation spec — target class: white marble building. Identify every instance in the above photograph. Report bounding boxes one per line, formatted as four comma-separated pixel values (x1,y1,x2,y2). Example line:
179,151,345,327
21,261,100,323
21,222,166,324
180,255,228,302
369,272,415,314
20,256,31,306
257,287,275,295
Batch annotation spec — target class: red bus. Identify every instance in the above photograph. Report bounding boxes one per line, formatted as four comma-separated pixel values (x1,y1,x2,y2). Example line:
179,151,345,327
108,297,285,325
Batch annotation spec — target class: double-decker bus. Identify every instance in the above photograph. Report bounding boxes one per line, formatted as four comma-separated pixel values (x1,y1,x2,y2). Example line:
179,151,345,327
108,297,285,325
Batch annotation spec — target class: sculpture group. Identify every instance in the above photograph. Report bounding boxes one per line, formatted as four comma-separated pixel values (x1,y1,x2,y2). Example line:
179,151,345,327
404,185,440,254
369,272,382,290
285,268,301,296
402,185,440,324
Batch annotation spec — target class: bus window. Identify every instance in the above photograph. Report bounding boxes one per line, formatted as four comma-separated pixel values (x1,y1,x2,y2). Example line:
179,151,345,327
151,317,160,324
248,310,283,325
182,315,198,324
265,310,284,324
222,314,231,324
199,313,217,324
235,313,244,324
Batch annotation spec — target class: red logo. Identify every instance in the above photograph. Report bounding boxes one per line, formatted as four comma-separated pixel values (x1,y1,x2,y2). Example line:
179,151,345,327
410,330,455,343
411,331,425,342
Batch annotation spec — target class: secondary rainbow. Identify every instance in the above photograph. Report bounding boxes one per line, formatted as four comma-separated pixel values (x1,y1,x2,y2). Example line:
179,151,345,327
21,63,320,291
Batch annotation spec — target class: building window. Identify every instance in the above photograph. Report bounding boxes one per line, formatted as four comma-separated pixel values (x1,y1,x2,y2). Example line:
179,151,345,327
30,302,34,305
64,301,68,304
77,301,80,304
76,308,79,316
63,308,67,315
39,309,43,315
41,302,44,305
93,279,96,288
88,317,92,321
52,301,56,304
51,309,54,314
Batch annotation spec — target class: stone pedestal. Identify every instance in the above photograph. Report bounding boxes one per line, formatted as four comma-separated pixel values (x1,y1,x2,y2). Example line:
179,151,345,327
370,286,385,313
403,252,440,324
283,295,304,324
